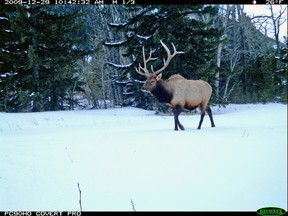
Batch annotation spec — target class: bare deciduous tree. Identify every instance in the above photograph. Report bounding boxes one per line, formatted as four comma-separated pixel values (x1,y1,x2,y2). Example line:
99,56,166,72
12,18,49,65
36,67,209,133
215,5,233,97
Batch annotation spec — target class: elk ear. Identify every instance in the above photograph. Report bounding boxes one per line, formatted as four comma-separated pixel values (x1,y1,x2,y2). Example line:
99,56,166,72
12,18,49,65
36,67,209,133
156,73,162,81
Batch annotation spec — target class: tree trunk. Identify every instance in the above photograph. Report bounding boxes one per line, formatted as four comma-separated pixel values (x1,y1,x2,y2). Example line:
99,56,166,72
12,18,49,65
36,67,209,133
32,36,39,93
215,5,232,98
237,5,247,95
31,9,40,112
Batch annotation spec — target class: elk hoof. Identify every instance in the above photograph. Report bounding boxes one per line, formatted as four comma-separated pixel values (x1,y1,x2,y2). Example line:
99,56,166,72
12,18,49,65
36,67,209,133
179,125,185,130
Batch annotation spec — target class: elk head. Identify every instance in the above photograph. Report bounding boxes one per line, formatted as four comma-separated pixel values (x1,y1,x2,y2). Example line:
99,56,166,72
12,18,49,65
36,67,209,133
135,40,184,93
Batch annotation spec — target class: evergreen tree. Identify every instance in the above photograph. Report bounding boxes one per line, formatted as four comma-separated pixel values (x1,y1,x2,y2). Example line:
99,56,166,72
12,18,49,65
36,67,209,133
0,5,89,112
275,38,287,103
106,5,222,110
76,5,128,109
0,5,27,112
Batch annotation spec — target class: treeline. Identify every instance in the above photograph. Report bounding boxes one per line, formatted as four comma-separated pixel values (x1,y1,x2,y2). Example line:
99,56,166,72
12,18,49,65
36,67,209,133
0,5,286,112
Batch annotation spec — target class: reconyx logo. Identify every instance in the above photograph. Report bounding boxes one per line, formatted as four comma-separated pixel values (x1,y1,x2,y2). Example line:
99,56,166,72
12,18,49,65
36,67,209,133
257,207,286,216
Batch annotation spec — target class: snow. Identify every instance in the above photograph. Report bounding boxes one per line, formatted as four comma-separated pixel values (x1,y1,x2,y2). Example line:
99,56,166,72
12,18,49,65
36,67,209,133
0,72,18,78
108,62,133,68
0,104,287,211
108,22,127,27
1,48,10,53
104,41,126,46
136,34,152,40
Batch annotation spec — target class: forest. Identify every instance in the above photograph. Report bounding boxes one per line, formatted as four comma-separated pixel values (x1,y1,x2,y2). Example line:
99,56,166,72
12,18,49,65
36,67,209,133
0,4,287,112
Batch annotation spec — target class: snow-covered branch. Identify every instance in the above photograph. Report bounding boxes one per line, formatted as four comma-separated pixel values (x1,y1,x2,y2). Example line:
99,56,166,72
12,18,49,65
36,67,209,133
108,22,127,27
0,72,18,78
104,41,126,46
108,62,133,68
136,34,152,40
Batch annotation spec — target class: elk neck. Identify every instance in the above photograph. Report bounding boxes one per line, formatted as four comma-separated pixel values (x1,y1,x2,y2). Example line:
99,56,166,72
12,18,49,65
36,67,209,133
150,79,173,103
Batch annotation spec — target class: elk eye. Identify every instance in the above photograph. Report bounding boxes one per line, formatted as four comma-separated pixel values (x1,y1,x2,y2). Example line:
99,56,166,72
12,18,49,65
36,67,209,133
150,81,155,85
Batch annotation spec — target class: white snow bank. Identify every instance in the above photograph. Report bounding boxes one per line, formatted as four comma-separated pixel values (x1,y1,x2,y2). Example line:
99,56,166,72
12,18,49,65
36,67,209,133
0,104,287,211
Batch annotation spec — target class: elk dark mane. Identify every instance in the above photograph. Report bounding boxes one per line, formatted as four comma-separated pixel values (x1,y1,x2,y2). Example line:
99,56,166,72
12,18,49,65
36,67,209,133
150,80,173,103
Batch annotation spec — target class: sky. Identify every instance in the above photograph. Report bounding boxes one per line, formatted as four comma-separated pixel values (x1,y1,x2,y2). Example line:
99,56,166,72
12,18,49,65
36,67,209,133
244,4,287,42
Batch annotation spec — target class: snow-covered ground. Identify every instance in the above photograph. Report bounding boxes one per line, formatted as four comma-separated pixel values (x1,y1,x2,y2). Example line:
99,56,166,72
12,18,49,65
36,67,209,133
0,104,287,211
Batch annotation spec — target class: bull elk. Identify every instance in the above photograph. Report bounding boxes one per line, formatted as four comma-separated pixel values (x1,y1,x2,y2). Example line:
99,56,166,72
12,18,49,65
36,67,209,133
135,40,215,130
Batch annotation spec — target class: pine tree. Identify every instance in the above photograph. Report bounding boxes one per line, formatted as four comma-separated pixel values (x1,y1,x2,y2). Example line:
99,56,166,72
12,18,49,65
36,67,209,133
0,5,89,112
275,38,287,103
106,5,222,109
76,5,128,109
0,5,27,112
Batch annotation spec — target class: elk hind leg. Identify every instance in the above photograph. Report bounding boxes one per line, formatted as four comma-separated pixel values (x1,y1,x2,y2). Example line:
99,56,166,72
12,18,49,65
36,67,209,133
173,105,185,131
197,104,205,130
206,106,215,127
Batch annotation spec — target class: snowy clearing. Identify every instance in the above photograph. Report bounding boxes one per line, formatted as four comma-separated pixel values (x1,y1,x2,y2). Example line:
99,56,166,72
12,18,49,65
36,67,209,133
0,103,287,211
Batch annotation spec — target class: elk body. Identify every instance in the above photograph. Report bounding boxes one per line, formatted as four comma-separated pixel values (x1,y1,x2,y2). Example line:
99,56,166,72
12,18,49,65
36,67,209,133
135,41,215,130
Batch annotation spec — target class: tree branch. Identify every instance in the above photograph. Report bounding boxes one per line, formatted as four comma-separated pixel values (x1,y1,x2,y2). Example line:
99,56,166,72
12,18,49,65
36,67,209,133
77,182,83,212
130,199,136,212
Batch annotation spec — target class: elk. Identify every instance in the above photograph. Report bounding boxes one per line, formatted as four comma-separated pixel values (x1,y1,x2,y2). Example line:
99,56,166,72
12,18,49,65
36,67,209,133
135,40,215,130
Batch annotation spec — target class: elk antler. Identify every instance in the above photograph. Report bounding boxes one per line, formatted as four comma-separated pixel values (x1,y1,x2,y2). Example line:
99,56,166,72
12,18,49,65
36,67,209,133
135,40,184,77
152,40,184,76
135,46,158,77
